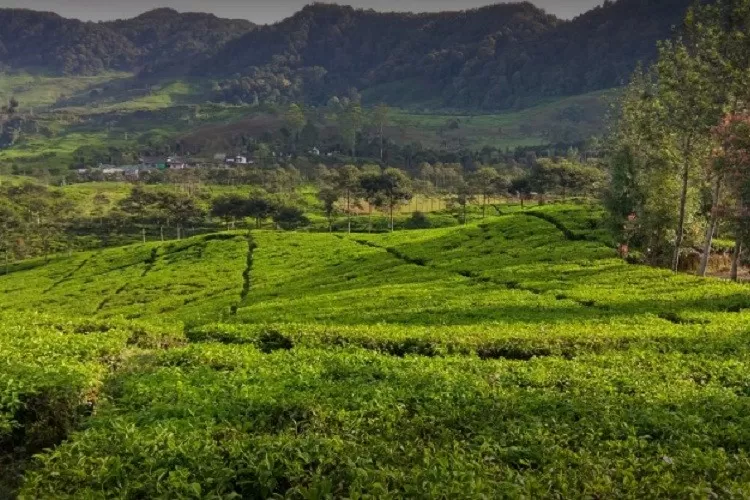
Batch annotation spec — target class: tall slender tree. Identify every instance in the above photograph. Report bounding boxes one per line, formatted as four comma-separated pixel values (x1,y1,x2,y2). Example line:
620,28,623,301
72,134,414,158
335,165,361,234
373,103,390,162
654,38,718,271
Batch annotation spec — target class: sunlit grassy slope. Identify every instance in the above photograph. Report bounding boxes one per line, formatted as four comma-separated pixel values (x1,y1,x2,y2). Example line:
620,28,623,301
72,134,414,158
0,72,131,110
387,90,614,149
4,205,750,497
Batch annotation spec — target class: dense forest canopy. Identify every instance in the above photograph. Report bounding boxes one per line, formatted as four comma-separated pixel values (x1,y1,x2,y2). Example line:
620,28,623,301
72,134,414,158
0,8,253,76
0,0,700,109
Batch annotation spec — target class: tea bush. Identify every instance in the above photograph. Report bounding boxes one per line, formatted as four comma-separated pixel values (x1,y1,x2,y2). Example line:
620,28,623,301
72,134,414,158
3,205,750,497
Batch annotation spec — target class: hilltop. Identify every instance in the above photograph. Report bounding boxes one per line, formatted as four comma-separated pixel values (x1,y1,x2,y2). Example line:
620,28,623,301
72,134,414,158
0,8,253,76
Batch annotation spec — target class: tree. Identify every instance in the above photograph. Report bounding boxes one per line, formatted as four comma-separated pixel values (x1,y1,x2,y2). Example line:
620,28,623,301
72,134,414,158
447,180,474,225
0,199,22,274
284,103,306,153
471,167,499,218
211,195,249,229
255,143,272,167
0,97,19,135
359,172,384,233
688,0,750,275
92,192,110,228
158,193,204,240
606,1,750,270
604,145,643,252
380,168,413,232
339,102,362,158
535,158,605,200
318,187,339,232
273,205,309,230
299,120,320,150
373,103,390,162
654,38,718,272
509,177,533,208
37,197,75,260
335,165,361,234
605,67,668,262
711,111,750,280
246,195,276,229
117,186,159,224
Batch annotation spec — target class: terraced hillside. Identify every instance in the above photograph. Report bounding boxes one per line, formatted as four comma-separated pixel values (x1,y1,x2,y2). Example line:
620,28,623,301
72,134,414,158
3,206,750,497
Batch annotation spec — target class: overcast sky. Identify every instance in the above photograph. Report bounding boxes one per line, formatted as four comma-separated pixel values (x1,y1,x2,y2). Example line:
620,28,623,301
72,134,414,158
3,0,604,23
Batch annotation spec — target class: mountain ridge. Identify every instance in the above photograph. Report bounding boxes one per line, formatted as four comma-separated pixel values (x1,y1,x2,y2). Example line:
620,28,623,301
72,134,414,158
0,0,697,109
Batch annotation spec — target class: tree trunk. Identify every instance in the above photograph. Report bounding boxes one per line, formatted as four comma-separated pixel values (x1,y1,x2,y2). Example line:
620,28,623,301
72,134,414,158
347,191,351,234
672,159,691,272
368,206,373,233
160,225,164,242
698,179,721,277
390,205,394,232
177,226,182,240
142,227,146,244
379,126,384,162
731,238,743,282
4,250,9,275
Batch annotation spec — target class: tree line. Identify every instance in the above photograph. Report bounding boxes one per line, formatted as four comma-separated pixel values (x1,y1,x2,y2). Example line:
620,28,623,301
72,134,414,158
606,0,750,279
0,147,605,269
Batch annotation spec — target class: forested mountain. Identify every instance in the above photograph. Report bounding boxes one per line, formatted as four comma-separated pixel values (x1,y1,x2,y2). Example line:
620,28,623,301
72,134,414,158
0,8,253,75
103,9,254,75
0,0,699,109
0,9,136,74
203,3,557,106
205,0,697,109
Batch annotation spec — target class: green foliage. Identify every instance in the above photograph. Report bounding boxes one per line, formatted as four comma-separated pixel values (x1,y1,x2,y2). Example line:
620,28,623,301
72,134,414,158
272,205,310,231
3,204,750,496
202,0,693,110
19,343,750,498
0,9,252,76
404,211,431,230
607,0,750,271
0,233,248,323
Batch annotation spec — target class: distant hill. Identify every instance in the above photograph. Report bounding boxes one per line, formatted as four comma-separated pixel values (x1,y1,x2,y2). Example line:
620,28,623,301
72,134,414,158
0,9,136,75
0,8,253,76
103,9,255,75
204,0,696,109
0,0,698,110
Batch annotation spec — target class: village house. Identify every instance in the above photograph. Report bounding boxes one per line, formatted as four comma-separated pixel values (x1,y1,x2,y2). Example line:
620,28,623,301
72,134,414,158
139,156,168,169
224,155,255,166
166,156,188,169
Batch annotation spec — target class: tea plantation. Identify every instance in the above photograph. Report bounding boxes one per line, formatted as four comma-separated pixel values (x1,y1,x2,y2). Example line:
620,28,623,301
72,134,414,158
3,205,750,498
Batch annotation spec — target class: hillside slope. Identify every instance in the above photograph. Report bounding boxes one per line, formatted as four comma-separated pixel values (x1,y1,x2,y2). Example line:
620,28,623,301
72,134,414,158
4,205,750,496
0,8,253,76
202,0,695,109
1,0,695,110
